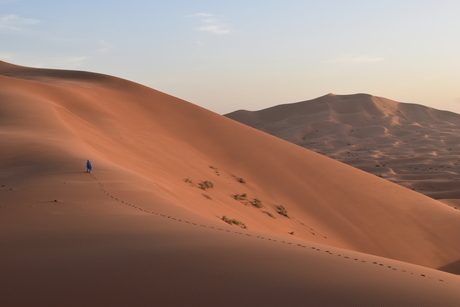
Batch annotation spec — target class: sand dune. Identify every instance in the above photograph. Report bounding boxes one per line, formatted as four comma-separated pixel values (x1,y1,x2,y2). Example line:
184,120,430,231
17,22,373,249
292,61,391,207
2,61,460,306
226,93,460,200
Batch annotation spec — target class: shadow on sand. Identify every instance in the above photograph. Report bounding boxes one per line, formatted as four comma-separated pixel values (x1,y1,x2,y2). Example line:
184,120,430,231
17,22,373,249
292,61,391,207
438,259,460,275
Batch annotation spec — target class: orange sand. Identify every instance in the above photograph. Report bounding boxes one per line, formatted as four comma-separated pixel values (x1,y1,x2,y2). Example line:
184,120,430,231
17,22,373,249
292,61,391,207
1,62,460,306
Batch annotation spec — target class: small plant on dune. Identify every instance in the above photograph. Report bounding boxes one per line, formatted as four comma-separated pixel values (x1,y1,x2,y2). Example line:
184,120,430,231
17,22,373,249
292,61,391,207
250,198,263,208
276,205,289,217
263,211,275,218
232,193,247,201
202,193,212,200
198,180,214,190
209,165,220,176
184,178,194,184
222,215,247,229
232,175,246,183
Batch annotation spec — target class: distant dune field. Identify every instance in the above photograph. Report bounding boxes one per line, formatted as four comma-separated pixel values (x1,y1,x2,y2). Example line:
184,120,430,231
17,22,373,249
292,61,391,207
226,93,460,201
1,61,460,306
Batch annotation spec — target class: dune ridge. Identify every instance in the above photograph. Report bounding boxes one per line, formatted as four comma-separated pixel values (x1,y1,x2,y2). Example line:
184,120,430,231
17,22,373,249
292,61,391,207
226,93,460,200
1,61,460,306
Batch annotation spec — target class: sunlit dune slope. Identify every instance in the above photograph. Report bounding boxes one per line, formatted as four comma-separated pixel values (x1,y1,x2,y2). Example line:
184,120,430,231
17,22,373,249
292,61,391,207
2,61,460,306
2,61,460,272
226,93,460,200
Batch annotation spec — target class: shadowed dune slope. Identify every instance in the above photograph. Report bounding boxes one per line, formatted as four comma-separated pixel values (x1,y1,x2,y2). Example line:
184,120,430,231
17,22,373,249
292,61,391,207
1,62,460,306
226,93,460,200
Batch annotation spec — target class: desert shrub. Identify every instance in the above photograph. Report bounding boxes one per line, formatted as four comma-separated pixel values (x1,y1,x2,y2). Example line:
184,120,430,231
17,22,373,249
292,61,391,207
232,193,247,201
198,181,214,190
209,166,220,176
202,194,212,200
183,178,193,183
237,177,246,183
222,216,247,229
250,198,263,208
263,211,275,218
276,205,289,217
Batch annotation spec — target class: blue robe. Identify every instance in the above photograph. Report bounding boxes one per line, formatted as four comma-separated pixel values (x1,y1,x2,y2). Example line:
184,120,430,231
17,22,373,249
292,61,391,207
86,160,92,171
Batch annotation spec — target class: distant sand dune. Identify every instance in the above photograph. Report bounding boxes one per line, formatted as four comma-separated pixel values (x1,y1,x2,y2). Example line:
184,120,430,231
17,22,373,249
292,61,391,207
226,93,460,200
2,62,460,306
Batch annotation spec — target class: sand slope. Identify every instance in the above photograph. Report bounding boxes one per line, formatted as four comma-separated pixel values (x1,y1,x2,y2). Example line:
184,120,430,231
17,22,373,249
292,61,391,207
1,62,460,306
226,93,460,200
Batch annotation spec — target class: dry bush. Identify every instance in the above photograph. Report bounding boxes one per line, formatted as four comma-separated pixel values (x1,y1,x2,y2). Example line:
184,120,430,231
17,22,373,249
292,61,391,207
222,216,247,229
198,181,214,190
232,193,247,201
250,198,263,208
202,194,212,200
276,205,289,217
263,211,275,218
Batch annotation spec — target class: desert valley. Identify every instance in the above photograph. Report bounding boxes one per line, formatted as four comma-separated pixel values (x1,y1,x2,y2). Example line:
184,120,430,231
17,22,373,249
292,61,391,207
1,61,460,306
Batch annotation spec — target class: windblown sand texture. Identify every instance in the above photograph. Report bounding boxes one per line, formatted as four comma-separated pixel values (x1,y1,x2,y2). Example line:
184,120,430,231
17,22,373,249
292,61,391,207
226,93,460,201
1,61,460,306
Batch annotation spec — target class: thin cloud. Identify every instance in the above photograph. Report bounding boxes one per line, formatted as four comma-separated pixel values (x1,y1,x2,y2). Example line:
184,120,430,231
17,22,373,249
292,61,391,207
198,25,231,35
96,41,114,53
0,14,40,31
190,13,232,35
190,13,213,17
67,56,89,63
34,56,91,69
44,56,91,70
348,55,384,63
0,40,111,68
327,55,385,64
0,52,13,60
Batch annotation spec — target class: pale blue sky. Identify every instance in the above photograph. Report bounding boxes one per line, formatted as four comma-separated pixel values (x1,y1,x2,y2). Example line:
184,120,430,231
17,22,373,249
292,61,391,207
1,0,460,114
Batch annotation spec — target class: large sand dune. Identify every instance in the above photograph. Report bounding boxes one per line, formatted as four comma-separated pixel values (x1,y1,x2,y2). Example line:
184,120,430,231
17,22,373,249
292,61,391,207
1,61,460,306
226,93,460,201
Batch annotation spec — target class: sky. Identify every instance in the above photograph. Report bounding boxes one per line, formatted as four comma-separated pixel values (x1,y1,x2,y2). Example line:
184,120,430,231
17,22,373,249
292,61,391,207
1,0,460,114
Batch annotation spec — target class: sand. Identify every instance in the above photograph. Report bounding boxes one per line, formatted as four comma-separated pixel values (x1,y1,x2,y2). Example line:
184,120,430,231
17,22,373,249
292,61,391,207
2,61,460,306
226,93,460,200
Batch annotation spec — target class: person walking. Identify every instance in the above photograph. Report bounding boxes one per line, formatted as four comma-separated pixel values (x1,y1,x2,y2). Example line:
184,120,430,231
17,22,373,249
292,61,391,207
86,160,93,173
